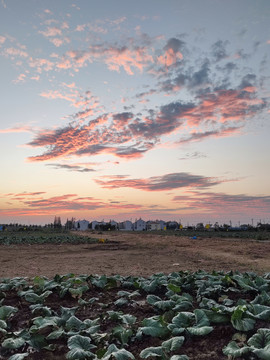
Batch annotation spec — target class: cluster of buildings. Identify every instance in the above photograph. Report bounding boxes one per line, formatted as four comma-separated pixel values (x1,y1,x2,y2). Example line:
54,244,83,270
73,218,172,231
72,219,270,232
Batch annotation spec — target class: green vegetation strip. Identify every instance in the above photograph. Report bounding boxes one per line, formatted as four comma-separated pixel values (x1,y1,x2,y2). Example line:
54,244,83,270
0,271,270,359
0,231,99,245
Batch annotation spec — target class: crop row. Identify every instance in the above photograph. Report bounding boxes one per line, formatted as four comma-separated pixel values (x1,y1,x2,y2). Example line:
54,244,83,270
1,271,270,359
0,231,99,245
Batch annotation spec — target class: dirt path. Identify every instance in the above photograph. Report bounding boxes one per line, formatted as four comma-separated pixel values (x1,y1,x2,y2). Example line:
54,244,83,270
1,232,269,278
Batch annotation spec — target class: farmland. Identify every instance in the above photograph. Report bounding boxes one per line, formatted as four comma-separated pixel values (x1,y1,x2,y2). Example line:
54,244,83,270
0,230,269,278
0,230,270,359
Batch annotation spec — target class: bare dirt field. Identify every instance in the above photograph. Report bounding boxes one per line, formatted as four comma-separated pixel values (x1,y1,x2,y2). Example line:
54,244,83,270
1,231,269,278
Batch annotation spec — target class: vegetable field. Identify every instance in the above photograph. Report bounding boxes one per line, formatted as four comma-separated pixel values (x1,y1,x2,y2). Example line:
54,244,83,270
1,231,270,359
1,271,270,359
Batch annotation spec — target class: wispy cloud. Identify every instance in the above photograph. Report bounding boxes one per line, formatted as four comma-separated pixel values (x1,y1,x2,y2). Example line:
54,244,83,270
0,35,6,44
46,163,96,172
0,192,143,217
173,191,270,216
0,125,33,134
178,152,207,160
39,26,62,37
95,172,226,191
65,43,154,75
26,79,266,161
178,125,243,144
13,73,26,83
3,47,28,58
28,57,54,73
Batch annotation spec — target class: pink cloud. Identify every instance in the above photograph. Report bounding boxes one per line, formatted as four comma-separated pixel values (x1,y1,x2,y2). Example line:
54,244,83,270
0,35,6,44
40,87,100,114
95,172,225,191
27,115,109,161
0,192,143,217
74,108,94,119
172,88,266,128
30,75,40,81
75,24,86,32
0,125,33,134
13,73,26,83
57,58,72,69
28,57,54,72
63,82,76,88
50,38,64,47
63,44,154,75
157,48,183,67
39,26,62,37
26,82,266,162
88,24,108,34
39,89,78,103
173,191,270,216
178,125,243,144
104,46,153,75
4,47,28,58
61,22,69,30
111,16,127,25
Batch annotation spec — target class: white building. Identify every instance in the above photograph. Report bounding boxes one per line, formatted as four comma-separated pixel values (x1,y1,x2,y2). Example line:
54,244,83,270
90,220,100,230
146,220,166,231
75,220,89,231
133,218,146,231
119,220,133,231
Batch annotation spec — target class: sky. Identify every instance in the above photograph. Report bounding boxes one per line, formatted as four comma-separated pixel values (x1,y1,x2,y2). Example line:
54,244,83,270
0,0,270,226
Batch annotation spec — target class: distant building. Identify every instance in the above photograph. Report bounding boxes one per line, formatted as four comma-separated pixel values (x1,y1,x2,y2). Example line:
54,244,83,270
90,220,100,230
166,221,179,230
119,220,133,231
146,220,166,231
134,218,146,231
75,220,89,231
109,220,118,230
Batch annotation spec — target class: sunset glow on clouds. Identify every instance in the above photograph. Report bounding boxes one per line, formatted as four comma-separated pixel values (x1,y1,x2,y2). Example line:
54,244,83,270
0,0,270,225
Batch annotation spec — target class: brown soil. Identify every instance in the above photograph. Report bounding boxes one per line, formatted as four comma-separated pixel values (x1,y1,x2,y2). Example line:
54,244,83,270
1,231,270,278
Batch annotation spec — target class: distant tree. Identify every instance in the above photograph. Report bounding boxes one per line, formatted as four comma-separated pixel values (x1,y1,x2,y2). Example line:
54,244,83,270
53,216,62,229
65,217,75,230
